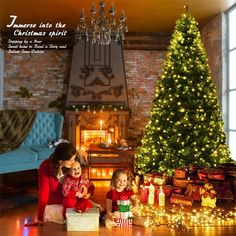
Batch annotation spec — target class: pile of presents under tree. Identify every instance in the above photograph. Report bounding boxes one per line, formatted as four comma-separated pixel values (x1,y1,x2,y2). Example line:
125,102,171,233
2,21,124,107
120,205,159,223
135,163,236,207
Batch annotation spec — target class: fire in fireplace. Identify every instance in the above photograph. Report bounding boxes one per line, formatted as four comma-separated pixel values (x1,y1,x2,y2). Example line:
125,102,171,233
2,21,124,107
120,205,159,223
66,110,129,149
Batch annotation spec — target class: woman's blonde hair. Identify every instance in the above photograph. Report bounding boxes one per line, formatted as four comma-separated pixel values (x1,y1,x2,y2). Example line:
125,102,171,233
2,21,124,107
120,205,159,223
110,168,133,191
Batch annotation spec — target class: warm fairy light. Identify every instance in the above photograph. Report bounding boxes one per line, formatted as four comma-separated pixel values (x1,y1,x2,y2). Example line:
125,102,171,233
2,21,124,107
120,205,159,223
135,204,236,230
102,170,106,177
107,138,112,145
135,13,232,175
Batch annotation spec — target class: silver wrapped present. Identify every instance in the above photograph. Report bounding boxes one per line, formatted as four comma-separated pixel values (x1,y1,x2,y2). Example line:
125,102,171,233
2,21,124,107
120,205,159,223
66,208,99,231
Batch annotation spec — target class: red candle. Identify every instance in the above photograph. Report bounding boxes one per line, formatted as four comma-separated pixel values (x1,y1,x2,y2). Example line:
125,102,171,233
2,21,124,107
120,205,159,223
140,185,148,204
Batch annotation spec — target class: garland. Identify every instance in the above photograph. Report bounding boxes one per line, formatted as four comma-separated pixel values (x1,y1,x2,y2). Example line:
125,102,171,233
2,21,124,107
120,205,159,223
67,104,130,113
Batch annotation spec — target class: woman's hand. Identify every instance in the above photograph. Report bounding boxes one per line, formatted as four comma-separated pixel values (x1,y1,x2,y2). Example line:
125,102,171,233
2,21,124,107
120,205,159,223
24,220,44,227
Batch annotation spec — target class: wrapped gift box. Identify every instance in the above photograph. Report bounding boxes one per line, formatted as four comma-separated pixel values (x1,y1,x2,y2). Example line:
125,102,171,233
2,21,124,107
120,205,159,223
174,168,187,179
171,186,183,194
198,168,225,180
173,177,193,188
144,172,171,185
153,184,183,200
208,169,225,180
66,208,99,231
169,194,193,206
184,183,203,201
198,169,208,180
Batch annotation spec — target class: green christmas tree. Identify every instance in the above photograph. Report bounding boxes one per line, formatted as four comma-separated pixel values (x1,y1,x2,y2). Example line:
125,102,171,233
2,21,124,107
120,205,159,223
135,13,232,175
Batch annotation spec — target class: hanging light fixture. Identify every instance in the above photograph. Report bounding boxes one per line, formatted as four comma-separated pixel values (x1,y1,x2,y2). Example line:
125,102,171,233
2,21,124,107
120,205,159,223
75,1,128,45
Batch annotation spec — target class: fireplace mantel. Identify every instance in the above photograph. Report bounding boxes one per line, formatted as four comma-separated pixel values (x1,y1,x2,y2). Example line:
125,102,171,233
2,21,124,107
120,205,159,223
66,110,129,148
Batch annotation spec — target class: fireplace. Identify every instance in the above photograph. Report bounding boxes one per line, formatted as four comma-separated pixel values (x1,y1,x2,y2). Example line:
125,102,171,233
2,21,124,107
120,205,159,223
65,38,132,178
66,110,129,149
66,110,133,179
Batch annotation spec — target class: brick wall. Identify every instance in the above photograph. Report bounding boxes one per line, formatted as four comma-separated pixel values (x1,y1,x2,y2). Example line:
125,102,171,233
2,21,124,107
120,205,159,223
3,49,167,143
124,50,166,143
201,14,222,102
2,15,222,144
3,50,71,110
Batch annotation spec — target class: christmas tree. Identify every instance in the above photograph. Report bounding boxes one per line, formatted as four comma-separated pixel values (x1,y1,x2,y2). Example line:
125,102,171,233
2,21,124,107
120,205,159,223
135,13,232,175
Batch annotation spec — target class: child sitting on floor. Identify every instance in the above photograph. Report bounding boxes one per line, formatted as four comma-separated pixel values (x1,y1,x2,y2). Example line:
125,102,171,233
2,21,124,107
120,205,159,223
104,168,138,228
62,160,93,219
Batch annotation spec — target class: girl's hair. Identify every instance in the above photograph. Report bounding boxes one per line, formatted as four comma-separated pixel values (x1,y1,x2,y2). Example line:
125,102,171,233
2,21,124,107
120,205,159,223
110,168,132,191
50,142,76,178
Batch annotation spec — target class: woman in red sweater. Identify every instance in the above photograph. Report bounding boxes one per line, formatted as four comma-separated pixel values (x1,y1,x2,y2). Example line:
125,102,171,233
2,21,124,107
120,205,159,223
25,142,94,226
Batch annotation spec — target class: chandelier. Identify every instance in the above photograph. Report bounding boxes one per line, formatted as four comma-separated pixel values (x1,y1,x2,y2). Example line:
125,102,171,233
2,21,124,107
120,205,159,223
76,1,128,45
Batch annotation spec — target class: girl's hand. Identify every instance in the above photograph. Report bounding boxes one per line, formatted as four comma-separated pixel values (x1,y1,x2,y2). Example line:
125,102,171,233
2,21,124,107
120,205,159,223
76,192,83,198
24,220,44,227
130,194,138,206
107,212,115,221
80,185,88,196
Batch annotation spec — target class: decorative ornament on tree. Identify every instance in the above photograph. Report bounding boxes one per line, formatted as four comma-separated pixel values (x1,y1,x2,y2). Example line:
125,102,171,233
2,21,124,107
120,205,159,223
135,13,233,175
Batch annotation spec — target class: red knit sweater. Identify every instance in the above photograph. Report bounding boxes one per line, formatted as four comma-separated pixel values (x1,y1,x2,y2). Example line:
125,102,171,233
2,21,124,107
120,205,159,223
37,159,94,221
106,188,134,212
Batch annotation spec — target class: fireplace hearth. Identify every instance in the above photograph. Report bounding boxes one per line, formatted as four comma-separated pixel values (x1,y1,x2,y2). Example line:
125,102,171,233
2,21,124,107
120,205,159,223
66,110,129,149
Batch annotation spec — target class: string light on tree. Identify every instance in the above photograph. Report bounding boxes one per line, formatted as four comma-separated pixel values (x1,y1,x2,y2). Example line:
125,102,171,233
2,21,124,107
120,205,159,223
135,12,233,175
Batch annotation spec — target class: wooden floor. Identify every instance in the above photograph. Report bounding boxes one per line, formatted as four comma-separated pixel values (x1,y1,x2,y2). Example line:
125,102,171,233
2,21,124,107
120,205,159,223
0,171,236,236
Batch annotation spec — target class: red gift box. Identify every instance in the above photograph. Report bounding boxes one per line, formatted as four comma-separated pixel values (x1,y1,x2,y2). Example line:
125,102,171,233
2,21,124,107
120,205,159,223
184,183,202,201
163,185,172,197
115,218,132,227
173,177,193,188
169,194,193,206
171,186,183,194
198,169,209,180
174,168,187,179
198,168,225,180
208,169,225,180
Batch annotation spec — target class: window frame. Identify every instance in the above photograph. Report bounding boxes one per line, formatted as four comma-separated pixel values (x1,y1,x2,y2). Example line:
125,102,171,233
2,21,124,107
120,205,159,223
225,4,236,160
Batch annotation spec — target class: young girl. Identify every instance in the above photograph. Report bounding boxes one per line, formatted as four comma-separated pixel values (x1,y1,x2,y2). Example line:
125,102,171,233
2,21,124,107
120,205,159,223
105,168,138,227
62,160,93,219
